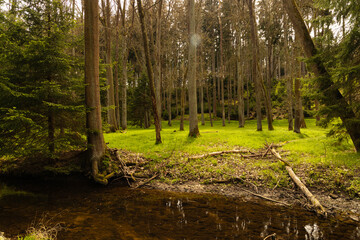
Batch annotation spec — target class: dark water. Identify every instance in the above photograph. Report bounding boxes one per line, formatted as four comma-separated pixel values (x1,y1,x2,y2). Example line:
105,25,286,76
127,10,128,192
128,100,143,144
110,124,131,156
0,177,359,240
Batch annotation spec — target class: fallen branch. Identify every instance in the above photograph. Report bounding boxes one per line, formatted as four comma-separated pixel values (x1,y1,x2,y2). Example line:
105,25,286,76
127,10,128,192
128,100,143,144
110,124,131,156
239,187,290,206
132,174,158,189
269,148,327,216
188,149,250,160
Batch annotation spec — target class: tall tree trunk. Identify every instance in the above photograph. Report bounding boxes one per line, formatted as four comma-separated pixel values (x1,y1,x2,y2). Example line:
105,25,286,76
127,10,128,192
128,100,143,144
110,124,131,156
84,0,105,178
200,58,205,126
294,77,301,133
137,0,162,144
237,35,245,127
227,65,232,124
155,0,163,130
120,35,128,130
264,44,274,130
167,65,172,126
218,12,225,127
212,50,217,118
284,14,293,130
180,64,186,131
102,0,117,132
283,0,360,151
248,0,262,131
206,82,213,127
188,0,199,137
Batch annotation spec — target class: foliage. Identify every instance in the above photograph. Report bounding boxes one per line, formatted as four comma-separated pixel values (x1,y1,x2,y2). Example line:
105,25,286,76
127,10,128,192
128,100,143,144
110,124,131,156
0,0,85,158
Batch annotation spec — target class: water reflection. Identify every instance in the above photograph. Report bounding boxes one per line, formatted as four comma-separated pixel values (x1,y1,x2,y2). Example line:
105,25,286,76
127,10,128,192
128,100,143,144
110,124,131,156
0,179,359,240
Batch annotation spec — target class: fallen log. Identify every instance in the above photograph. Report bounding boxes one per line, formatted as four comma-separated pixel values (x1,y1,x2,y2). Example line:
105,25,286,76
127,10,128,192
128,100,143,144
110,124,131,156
269,148,327,216
188,149,250,160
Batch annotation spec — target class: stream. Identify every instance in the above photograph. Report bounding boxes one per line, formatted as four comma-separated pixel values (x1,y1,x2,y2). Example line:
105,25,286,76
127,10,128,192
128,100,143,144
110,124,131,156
0,177,359,240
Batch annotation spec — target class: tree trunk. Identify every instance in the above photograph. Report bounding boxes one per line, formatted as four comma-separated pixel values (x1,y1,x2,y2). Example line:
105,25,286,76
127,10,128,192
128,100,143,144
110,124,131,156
120,35,128,130
248,0,262,131
283,0,360,151
155,0,163,130
200,59,205,126
218,12,225,127
284,14,293,130
180,64,186,131
188,0,199,137
167,66,172,126
294,77,301,133
206,82,213,127
237,35,245,128
84,0,105,178
264,44,274,130
102,0,117,132
212,50,217,118
137,0,162,144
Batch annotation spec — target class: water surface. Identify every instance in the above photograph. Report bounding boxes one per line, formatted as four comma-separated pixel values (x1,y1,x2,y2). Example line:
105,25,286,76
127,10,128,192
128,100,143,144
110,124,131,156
0,177,359,239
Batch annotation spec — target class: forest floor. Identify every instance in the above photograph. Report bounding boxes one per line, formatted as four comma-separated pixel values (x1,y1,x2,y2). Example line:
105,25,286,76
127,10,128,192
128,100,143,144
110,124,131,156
1,118,359,221
104,118,360,221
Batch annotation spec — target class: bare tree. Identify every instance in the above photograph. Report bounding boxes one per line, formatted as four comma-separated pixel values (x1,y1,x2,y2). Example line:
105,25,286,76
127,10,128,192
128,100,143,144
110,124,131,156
84,0,105,180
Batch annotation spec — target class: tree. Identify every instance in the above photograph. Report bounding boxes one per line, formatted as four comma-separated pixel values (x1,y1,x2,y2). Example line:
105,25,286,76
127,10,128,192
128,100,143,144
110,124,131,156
137,0,162,144
101,0,118,132
283,0,360,151
188,0,200,137
248,0,262,131
84,0,105,179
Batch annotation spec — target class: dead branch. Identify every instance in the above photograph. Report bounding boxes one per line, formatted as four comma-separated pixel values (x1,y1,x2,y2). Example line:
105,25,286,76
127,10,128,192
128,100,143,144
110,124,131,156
269,148,327,216
188,149,250,160
239,188,291,207
132,174,158,189
263,233,277,240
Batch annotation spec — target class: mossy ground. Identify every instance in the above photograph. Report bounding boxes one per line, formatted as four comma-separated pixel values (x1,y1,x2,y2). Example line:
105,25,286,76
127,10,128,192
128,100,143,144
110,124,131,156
105,117,360,198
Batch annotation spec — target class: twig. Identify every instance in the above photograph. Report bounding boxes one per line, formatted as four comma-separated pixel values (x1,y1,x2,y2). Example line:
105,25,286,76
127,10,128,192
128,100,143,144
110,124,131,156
132,174,158,189
188,149,250,160
239,188,290,207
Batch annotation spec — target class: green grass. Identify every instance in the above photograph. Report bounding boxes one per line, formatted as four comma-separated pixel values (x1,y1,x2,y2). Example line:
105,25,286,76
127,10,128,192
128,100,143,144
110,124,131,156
105,118,360,196
105,118,356,163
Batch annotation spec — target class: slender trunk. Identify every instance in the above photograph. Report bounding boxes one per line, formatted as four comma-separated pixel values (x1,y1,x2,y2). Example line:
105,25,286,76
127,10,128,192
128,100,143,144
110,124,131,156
102,0,117,132
212,50,217,117
168,66,172,126
227,65,232,124
247,70,250,119
155,0,163,130
284,15,293,130
294,77,301,133
120,35,128,130
180,65,186,131
84,0,105,177
188,0,199,137
137,0,161,144
206,82,213,127
237,36,244,127
264,44,274,130
218,13,225,127
200,58,205,125
248,0,262,131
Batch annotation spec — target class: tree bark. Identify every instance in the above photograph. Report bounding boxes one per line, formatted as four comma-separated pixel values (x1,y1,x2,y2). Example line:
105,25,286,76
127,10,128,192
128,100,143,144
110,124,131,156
294,77,301,133
218,11,225,127
248,0,262,131
283,0,360,151
212,50,217,117
84,0,105,178
206,82,213,127
137,0,162,144
167,65,172,126
237,34,245,128
102,0,117,132
155,0,163,130
188,0,199,137
284,14,293,130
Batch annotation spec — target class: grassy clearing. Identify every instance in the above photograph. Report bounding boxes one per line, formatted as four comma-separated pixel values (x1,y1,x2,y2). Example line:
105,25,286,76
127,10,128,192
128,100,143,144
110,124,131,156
105,118,360,196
